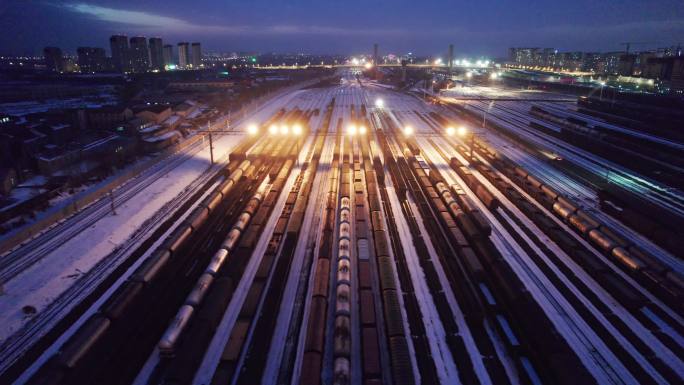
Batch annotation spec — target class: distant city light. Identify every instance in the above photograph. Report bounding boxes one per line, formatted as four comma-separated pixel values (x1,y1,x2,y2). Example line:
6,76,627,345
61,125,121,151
457,126,468,137
293,124,303,135
364,62,373,69
280,124,289,135
403,126,414,136
347,124,357,136
359,125,367,134
247,124,258,135
269,124,278,135
375,98,384,108
446,126,456,136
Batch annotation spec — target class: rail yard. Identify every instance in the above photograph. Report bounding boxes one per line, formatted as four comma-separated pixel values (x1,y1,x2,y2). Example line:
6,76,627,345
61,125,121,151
1,72,682,385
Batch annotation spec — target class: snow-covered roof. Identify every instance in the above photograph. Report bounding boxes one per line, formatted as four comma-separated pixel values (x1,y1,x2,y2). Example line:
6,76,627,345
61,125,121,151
143,130,180,142
139,124,162,134
163,115,180,126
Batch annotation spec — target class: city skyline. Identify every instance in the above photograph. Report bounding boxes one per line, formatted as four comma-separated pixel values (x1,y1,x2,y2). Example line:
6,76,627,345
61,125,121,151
1,0,684,56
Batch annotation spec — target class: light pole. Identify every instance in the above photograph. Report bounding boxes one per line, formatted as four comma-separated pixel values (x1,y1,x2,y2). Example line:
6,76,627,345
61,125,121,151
483,101,494,128
206,119,214,164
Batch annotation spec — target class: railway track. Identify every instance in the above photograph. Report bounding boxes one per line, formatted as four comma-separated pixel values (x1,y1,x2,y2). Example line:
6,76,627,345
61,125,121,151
9,76,684,385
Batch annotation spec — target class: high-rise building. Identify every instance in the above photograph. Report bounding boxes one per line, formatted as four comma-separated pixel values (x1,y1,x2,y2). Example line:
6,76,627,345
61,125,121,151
110,35,130,72
163,45,174,68
618,54,637,76
541,48,557,67
581,52,601,72
129,36,150,73
149,37,164,71
190,42,202,68
509,48,540,66
43,47,63,72
178,42,190,69
77,47,107,72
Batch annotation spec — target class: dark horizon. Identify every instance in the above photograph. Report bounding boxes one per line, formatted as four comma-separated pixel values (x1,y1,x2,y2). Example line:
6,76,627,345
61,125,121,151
2,0,684,57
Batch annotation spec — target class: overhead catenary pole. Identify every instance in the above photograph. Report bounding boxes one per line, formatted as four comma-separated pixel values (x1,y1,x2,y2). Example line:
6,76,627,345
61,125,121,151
207,119,215,164
209,132,214,165
109,189,116,215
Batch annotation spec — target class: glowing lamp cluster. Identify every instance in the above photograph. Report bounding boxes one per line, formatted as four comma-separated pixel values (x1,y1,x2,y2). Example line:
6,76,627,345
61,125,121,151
446,126,468,137
346,124,368,136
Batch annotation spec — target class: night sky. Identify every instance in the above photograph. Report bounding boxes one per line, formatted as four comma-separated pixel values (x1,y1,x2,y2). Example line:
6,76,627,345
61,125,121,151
1,0,683,57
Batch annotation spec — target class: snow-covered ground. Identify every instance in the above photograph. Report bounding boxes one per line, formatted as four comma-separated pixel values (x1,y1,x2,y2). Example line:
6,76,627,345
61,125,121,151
0,85,305,344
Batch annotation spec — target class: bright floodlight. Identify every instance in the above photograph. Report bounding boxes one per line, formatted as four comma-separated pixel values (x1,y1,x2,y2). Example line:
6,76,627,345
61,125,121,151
375,98,384,108
359,125,367,134
280,124,289,135
269,124,278,135
247,124,258,135
490,72,498,80
347,125,357,136
466,72,473,78
351,58,360,65
403,126,414,136
364,62,373,69
293,124,302,135
457,126,468,137
446,126,456,136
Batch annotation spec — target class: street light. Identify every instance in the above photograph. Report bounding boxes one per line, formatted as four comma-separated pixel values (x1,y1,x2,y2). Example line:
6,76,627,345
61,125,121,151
347,124,357,136
446,126,456,136
375,98,384,109
403,126,414,136
268,124,278,135
280,124,289,135
247,124,258,136
359,125,367,135
599,81,606,100
483,100,494,128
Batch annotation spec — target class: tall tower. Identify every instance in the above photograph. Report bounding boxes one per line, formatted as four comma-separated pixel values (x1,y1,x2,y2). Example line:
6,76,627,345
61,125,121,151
373,43,379,65
109,35,130,72
149,37,164,71
77,47,106,72
163,45,174,68
448,44,454,73
178,42,190,69
191,42,202,68
43,47,63,72
129,36,150,73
